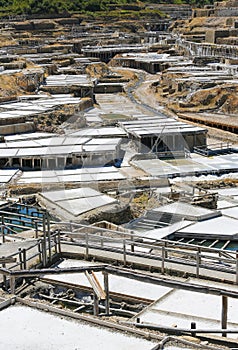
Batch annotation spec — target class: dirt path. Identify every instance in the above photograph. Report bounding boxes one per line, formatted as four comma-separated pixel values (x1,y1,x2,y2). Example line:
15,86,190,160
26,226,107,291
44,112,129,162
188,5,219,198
113,67,238,145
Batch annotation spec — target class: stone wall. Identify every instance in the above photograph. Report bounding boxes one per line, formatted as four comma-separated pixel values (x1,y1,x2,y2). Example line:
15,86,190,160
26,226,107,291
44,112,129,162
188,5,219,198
0,122,35,135
205,29,230,43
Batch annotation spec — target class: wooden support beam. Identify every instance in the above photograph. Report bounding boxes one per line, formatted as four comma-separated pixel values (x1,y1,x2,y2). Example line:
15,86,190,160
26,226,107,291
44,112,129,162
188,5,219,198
2,260,7,289
103,271,110,315
18,248,23,270
47,214,51,263
22,248,27,270
123,239,127,266
161,245,165,274
236,250,238,285
1,265,106,277
93,292,99,316
10,276,15,294
196,248,201,278
57,230,61,254
85,232,89,260
1,216,5,243
85,271,106,300
42,215,47,267
105,266,238,299
0,257,16,264
122,321,238,335
222,295,228,337
191,322,196,337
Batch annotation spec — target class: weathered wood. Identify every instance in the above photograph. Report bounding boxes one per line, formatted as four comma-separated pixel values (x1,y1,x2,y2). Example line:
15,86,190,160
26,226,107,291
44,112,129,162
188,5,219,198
123,321,238,335
37,240,42,264
196,249,200,278
123,239,127,266
57,230,61,254
10,276,15,294
0,257,16,264
161,245,165,274
106,266,238,299
18,248,23,270
2,260,7,289
22,249,27,270
41,239,46,268
42,215,47,267
38,293,93,308
73,305,89,313
2,265,106,277
0,297,16,310
85,232,89,260
47,214,51,263
131,236,134,253
0,208,44,221
98,304,135,318
85,271,106,300
100,232,104,248
93,292,99,316
222,295,228,337
191,322,196,337
1,216,5,243
103,271,110,315
236,250,238,285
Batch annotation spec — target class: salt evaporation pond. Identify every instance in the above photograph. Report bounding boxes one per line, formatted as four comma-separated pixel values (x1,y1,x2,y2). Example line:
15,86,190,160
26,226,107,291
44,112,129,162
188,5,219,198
0,305,157,350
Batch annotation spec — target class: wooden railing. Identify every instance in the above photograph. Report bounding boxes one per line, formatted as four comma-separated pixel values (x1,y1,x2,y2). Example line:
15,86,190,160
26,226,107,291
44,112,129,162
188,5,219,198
53,222,238,284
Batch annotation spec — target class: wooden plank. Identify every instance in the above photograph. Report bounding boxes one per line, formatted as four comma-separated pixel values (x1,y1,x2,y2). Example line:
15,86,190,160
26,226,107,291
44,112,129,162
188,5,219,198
122,321,238,335
0,257,16,264
222,295,228,337
103,271,110,315
2,265,106,277
85,271,106,300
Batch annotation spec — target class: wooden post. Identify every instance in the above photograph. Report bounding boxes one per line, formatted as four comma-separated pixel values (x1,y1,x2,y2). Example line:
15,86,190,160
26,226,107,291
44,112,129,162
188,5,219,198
47,213,51,263
191,322,196,337
196,248,201,278
57,230,61,254
42,215,47,267
100,232,103,248
85,232,89,260
131,236,135,253
18,248,23,270
221,295,228,337
164,241,168,259
93,292,99,316
123,240,127,266
103,272,110,315
236,250,238,285
2,259,7,290
161,245,165,274
37,240,42,264
10,276,15,294
1,216,5,243
22,248,27,270
41,240,45,267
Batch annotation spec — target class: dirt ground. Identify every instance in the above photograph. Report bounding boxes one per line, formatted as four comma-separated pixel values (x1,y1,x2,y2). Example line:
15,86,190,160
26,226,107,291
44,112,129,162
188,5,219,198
117,68,238,146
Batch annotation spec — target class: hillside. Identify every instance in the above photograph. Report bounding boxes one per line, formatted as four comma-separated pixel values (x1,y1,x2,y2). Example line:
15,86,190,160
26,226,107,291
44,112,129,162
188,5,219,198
0,0,212,17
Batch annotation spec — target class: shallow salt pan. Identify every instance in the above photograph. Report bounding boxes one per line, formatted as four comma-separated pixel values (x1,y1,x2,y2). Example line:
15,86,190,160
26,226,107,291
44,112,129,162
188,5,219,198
0,305,156,350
